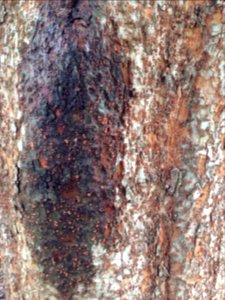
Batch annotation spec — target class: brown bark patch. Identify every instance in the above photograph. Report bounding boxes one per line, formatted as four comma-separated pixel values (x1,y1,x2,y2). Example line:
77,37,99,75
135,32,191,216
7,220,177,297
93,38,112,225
140,267,151,293
206,11,223,27
170,262,183,275
113,161,124,180
60,180,81,200
165,89,189,168
186,275,203,285
215,102,225,122
185,27,202,54
193,182,211,219
171,224,182,241
39,157,49,169
216,163,225,178
221,134,225,152
148,132,158,151
197,155,207,177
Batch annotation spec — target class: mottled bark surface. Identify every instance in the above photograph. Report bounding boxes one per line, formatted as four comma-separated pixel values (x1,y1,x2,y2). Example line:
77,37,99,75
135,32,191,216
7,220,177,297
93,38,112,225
0,0,224,299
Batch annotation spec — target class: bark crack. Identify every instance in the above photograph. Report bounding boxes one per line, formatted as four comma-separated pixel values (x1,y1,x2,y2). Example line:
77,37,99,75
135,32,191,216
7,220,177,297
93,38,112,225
15,163,21,194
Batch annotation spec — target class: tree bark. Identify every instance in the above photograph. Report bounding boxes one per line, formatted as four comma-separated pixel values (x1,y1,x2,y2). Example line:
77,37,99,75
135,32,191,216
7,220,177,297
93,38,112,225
0,0,224,299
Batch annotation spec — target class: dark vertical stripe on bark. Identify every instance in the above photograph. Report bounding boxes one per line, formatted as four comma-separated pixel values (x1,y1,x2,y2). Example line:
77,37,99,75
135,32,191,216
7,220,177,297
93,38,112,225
17,1,127,297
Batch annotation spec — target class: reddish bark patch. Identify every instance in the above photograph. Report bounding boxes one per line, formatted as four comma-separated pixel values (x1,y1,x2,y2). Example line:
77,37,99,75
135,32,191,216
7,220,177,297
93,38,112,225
60,180,81,200
39,157,49,169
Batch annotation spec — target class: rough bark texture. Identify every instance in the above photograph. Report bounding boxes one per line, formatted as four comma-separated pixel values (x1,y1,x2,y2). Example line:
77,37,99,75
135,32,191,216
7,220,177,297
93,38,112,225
0,0,224,299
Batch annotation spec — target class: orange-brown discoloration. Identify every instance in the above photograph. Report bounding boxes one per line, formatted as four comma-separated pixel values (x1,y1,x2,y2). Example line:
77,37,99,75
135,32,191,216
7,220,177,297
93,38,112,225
197,155,207,177
221,134,225,153
61,181,80,200
206,11,223,27
166,120,188,168
193,182,211,218
103,223,111,239
159,221,168,251
39,157,49,169
184,0,209,11
113,161,124,180
185,27,202,54
215,102,225,122
57,124,66,135
165,89,189,168
170,262,183,275
215,163,225,178
172,224,182,241
194,238,205,258
121,61,132,88
172,88,189,124
195,76,208,90
177,101,189,124
195,74,219,101
1,150,14,184
186,275,202,285
59,233,75,247
144,8,152,20
140,267,151,293
113,40,121,53
148,132,158,150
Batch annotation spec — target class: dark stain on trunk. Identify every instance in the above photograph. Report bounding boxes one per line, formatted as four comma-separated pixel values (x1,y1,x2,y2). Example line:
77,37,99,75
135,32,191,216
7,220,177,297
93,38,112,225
17,0,128,297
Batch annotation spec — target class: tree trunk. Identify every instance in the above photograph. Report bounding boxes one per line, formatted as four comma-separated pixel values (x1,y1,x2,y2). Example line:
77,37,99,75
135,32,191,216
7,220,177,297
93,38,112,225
0,0,224,299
